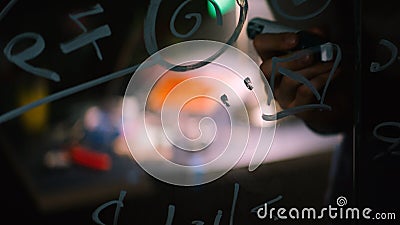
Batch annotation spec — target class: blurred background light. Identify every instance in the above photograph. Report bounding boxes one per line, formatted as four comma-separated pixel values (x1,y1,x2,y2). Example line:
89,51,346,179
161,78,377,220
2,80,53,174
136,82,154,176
207,0,236,18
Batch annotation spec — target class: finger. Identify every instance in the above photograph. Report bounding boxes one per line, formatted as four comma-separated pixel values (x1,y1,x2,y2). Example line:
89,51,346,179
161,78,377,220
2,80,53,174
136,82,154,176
260,52,314,87
253,32,298,61
294,61,334,80
260,59,283,90
260,53,313,79
272,61,336,108
274,78,298,108
293,72,331,107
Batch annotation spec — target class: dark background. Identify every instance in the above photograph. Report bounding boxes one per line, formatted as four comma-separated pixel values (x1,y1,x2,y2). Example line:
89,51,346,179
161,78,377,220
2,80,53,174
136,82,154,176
1,0,400,224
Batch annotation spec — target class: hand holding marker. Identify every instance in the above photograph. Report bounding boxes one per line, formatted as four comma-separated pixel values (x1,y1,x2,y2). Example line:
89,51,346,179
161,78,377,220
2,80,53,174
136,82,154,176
247,17,333,62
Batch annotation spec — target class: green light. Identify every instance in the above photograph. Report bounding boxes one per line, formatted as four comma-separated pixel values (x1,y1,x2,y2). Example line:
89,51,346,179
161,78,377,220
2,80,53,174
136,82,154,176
207,0,235,18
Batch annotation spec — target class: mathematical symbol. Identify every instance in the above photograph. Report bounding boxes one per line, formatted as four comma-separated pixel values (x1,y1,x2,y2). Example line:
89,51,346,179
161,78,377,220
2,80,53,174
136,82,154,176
262,44,341,121
370,39,398,73
373,148,400,160
244,77,253,90
0,0,18,21
220,94,230,107
250,195,283,221
292,0,308,6
271,0,331,21
373,121,400,160
4,32,60,81
59,4,111,61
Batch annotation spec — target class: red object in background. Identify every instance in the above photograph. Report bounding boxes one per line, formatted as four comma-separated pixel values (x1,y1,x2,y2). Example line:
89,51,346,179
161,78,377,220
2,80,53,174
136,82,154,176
69,145,111,171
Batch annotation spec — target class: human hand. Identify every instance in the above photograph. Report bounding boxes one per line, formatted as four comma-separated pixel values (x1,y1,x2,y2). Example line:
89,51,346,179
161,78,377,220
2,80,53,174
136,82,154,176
253,32,352,134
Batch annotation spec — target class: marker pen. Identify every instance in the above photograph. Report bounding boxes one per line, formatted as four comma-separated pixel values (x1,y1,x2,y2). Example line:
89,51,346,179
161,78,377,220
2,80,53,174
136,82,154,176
247,17,333,62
